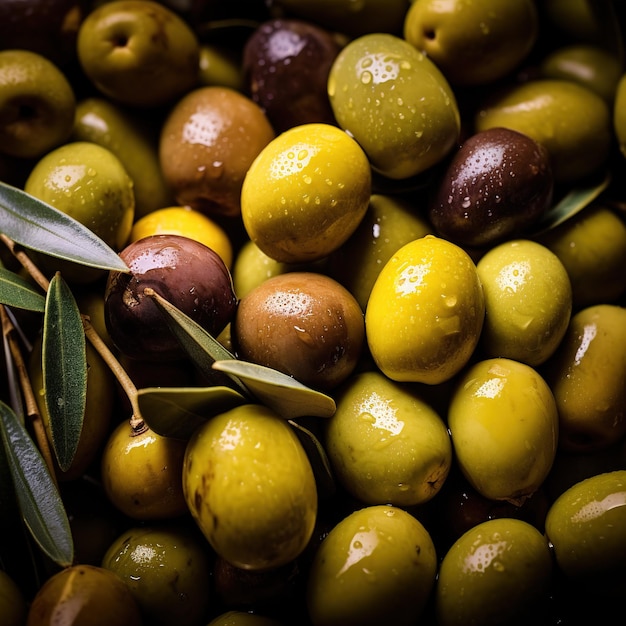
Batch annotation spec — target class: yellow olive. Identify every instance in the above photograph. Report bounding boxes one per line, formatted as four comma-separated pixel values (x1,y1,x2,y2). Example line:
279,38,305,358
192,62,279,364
476,239,572,366
325,370,452,506
207,611,282,626
101,421,188,521
365,234,485,385
306,505,437,626
435,518,553,626
183,404,317,571
240,123,371,263
448,357,559,504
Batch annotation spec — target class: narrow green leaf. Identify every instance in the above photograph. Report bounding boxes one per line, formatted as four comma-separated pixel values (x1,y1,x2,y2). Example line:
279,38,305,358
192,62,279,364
43,274,87,472
531,172,611,235
145,288,249,396
212,360,336,420
288,419,336,498
0,401,74,567
0,181,129,272
137,386,248,440
0,267,46,312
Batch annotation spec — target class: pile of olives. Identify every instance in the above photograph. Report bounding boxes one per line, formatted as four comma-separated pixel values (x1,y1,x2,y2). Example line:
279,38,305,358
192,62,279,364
1,0,626,625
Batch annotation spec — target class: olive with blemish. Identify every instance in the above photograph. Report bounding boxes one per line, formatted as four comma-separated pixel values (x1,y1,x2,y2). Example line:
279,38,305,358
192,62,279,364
243,19,342,133
104,234,237,361
233,272,364,391
428,128,553,249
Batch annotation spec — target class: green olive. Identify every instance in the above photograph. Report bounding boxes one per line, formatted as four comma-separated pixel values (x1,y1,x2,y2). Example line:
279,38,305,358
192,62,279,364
327,33,460,179
545,470,626,593
306,505,437,626
542,304,626,453
536,204,626,310
614,73,626,159
476,239,572,367
326,370,452,506
72,97,173,219
101,522,213,626
475,79,612,184
0,569,27,626
404,0,538,86
328,194,433,311
183,404,317,571
540,44,622,103
436,518,553,626
448,357,559,504
0,49,75,159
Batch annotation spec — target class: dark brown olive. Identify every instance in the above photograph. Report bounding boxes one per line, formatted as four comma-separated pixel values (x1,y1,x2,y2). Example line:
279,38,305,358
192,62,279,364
105,234,237,361
242,18,342,133
232,272,364,391
428,127,553,248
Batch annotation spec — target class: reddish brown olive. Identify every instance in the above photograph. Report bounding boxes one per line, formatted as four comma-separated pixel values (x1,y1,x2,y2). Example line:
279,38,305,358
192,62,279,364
232,272,364,391
105,234,237,361
428,127,553,248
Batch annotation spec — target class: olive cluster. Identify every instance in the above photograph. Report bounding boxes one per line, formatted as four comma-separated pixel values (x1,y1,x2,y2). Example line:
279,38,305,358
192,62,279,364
1,1,626,626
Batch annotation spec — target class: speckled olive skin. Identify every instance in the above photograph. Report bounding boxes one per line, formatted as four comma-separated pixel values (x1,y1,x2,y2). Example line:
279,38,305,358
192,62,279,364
243,19,342,133
477,240,572,367
306,505,437,626
545,470,626,592
475,79,612,184
159,86,275,218
328,33,460,179
105,234,237,361
435,518,553,626
428,128,553,248
233,272,364,391
448,358,559,504
183,404,317,571
403,0,538,86
542,304,626,453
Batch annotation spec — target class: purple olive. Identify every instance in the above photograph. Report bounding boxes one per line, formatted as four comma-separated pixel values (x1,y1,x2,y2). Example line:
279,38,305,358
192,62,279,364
243,18,342,133
428,127,553,248
105,234,237,361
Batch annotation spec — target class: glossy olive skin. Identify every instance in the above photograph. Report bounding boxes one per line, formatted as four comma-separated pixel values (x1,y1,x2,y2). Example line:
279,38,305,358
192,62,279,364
159,86,275,218
26,565,143,626
101,522,213,626
105,234,237,361
243,19,341,133
477,239,572,366
326,370,452,506
183,404,317,571
435,518,553,626
77,0,200,107
404,0,538,86
475,79,612,184
429,128,553,248
328,33,460,179
306,505,437,626
0,49,75,159
233,272,364,391
542,304,626,453
545,470,626,593
448,358,559,504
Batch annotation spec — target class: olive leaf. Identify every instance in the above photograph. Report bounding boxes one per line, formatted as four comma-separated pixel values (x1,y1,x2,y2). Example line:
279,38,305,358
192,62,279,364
212,360,337,420
144,288,250,397
288,419,336,498
530,171,611,235
137,385,247,440
0,401,74,567
0,268,46,312
0,181,129,272
42,274,87,472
